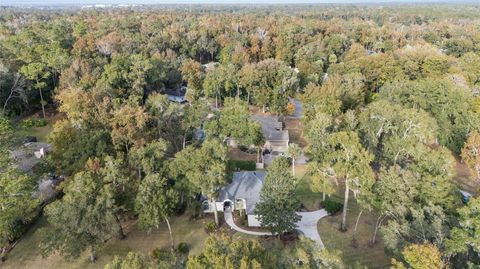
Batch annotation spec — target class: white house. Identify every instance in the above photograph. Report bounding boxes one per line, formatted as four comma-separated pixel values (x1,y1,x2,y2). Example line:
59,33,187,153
203,171,266,227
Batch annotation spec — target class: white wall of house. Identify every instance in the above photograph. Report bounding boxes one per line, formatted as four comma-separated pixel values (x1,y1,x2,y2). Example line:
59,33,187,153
265,140,289,152
247,215,262,227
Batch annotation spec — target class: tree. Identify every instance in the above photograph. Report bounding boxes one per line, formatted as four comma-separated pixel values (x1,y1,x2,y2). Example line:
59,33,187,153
446,197,480,267
110,105,150,154
202,64,238,107
380,78,480,153
181,100,210,149
181,59,204,101
358,100,438,166
40,168,121,261
170,139,228,226
0,166,39,246
391,244,445,269
286,143,302,175
20,62,50,118
308,161,336,202
303,112,334,161
254,157,301,236
1,70,27,116
105,252,155,269
205,98,264,160
186,234,271,269
129,139,169,180
135,173,179,252
461,131,480,180
321,132,374,231
238,59,299,114
145,93,184,151
287,237,346,269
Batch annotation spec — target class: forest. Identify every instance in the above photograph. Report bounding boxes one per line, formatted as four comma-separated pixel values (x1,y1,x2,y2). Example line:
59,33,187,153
0,3,480,269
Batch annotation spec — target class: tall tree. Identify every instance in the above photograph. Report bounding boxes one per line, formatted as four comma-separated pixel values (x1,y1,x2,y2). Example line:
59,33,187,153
40,168,121,262
186,234,271,269
135,173,179,252
286,143,302,175
461,131,480,180
391,244,446,269
181,59,205,101
446,197,480,267
255,157,301,236
170,139,228,226
321,132,374,231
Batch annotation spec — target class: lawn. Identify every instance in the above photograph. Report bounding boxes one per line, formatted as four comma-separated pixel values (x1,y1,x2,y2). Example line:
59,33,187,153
15,111,63,143
294,165,323,211
2,214,209,269
318,199,391,269
294,170,390,269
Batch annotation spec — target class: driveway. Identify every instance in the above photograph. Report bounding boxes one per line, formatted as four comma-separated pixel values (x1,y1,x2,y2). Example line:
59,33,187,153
224,210,272,236
224,209,328,247
296,209,329,248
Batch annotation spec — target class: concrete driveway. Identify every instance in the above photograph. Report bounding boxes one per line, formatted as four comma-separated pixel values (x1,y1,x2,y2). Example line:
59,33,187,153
224,209,328,247
296,209,329,248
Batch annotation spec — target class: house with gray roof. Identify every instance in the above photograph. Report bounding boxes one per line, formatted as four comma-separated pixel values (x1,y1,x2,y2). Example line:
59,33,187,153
163,86,187,103
252,115,289,153
203,171,266,227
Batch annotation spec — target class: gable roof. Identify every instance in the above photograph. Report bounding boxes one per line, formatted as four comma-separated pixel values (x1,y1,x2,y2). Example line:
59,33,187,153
252,115,289,142
218,171,266,215
164,86,187,97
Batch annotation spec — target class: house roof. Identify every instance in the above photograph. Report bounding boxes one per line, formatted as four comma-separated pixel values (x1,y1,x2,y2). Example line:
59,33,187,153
164,86,186,97
252,115,289,142
218,171,266,215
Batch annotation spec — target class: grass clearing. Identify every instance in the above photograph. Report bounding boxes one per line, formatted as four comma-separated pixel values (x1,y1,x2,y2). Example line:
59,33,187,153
295,169,390,269
295,166,323,211
318,199,391,269
2,214,209,269
15,111,63,143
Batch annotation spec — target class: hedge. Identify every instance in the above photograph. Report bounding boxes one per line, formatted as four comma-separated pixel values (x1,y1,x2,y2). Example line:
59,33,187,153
228,160,256,171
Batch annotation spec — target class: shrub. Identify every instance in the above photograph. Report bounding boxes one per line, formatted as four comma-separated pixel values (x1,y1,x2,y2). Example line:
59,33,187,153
186,199,203,220
176,242,189,254
21,118,48,128
151,248,171,260
236,210,248,227
228,160,256,171
204,220,217,234
321,198,343,215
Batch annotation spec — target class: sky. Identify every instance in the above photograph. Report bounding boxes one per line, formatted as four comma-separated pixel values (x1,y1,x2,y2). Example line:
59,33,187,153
1,0,473,6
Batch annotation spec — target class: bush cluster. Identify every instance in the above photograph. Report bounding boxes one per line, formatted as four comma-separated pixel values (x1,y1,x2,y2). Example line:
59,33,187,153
321,198,343,215
21,118,48,128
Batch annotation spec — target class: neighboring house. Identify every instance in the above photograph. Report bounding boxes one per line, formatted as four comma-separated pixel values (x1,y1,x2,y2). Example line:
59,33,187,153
203,171,266,227
163,86,187,103
252,115,289,153
202,62,219,72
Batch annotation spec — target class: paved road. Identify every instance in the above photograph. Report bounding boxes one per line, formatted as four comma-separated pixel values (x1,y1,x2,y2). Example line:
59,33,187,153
224,209,328,247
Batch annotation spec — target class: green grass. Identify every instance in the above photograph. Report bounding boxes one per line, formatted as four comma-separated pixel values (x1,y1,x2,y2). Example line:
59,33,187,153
2,214,209,269
17,124,53,142
294,169,390,269
318,200,391,269
294,166,323,211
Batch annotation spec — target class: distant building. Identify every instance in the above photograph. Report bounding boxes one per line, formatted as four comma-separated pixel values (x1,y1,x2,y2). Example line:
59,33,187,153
203,171,266,227
163,86,187,103
202,62,219,72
